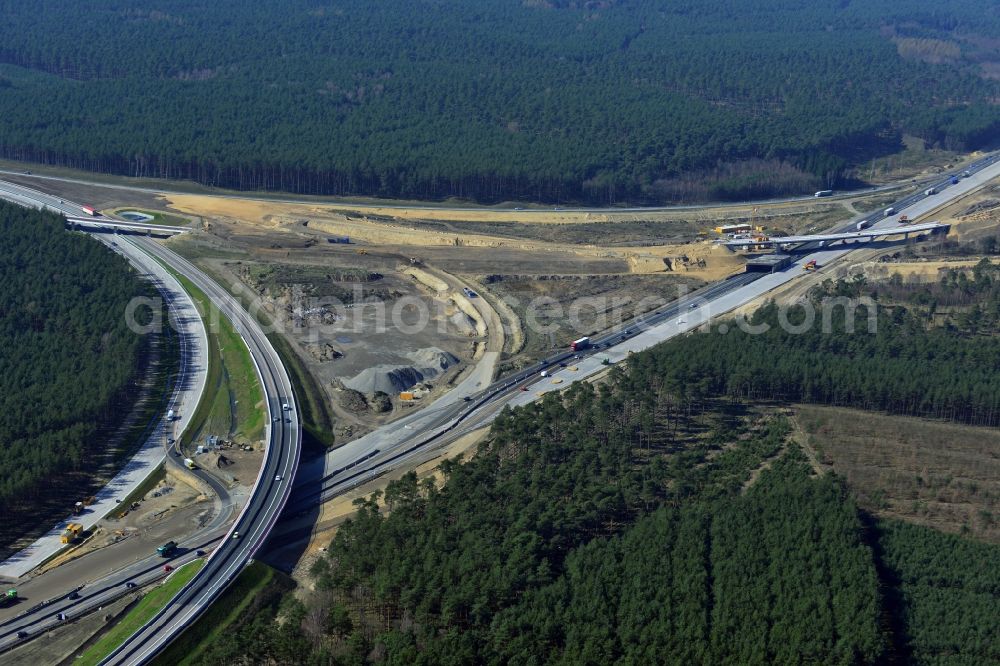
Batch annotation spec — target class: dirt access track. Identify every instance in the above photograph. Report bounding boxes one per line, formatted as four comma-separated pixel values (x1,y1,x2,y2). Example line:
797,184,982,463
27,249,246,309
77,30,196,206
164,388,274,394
162,193,745,281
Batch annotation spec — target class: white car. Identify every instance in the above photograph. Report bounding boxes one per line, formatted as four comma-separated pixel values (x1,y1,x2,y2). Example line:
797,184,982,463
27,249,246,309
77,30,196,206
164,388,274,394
232,531,240,540
275,474,282,482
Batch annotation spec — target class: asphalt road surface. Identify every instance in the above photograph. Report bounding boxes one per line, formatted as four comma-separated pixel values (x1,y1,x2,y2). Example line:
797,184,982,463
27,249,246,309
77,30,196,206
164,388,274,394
291,152,1000,509
97,238,301,666
0,151,997,662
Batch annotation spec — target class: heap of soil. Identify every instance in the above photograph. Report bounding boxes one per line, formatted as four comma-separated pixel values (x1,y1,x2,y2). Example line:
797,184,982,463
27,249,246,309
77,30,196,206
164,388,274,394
343,347,459,394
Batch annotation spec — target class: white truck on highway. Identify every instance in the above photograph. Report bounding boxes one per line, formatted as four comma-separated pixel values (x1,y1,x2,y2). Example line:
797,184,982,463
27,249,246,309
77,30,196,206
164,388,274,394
884,207,896,217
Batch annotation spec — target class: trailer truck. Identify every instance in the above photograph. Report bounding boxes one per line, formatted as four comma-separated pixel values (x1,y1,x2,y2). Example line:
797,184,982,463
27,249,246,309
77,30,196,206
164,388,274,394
570,337,591,352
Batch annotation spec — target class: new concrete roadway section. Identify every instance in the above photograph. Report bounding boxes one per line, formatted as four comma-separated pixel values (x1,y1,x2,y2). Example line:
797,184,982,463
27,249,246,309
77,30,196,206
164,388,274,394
290,152,1000,508
0,194,300,662
0,235,225,653
97,237,301,666
1,151,998,661
0,233,210,581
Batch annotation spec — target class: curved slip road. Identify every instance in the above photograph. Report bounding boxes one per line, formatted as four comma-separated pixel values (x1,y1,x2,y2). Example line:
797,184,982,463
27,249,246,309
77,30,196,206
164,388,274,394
292,152,1000,507
96,237,301,666
0,182,302,663
0,234,209,583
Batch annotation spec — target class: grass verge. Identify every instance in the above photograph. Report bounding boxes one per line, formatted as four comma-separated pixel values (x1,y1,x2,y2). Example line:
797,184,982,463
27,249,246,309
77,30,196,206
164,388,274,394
161,264,265,448
111,208,191,227
76,559,205,666
149,561,292,666
168,242,335,455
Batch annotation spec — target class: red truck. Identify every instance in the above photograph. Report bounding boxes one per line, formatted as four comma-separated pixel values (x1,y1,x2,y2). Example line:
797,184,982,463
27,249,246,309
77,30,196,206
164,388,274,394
570,337,591,352
81,206,98,216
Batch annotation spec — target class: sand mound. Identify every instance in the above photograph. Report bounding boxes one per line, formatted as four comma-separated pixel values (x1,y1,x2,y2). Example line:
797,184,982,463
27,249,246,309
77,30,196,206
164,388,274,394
626,255,669,273
450,311,477,336
344,348,460,394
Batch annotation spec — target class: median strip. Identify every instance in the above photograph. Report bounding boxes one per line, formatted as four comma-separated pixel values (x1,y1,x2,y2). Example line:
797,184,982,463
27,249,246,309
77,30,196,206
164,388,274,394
75,559,205,666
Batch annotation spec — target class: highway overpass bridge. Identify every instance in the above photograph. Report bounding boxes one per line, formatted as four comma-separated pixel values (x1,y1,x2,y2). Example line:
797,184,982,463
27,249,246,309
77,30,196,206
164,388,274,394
1,150,999,663
66,216,189,236
721,221,949,249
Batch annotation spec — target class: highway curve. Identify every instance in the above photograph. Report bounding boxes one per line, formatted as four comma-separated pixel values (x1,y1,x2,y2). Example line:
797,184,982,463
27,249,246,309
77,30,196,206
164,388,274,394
96,238,301,666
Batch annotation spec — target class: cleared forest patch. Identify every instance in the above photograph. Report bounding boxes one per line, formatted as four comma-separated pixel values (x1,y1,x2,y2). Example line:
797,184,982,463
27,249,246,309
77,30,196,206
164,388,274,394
796,404,1000,542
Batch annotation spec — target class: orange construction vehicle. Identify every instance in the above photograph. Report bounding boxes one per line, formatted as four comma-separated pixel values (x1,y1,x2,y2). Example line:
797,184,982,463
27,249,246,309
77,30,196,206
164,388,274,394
803,259,818,271
60,523,83,544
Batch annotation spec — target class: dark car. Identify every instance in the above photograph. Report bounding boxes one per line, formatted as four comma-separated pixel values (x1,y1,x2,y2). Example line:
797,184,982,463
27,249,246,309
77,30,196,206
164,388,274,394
463,396,472,402
68,591,80,600
196,549,206,557
16,630,28,639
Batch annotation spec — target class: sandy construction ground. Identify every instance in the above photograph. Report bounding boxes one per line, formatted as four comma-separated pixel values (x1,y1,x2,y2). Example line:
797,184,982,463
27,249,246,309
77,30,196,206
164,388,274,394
163,193,746,280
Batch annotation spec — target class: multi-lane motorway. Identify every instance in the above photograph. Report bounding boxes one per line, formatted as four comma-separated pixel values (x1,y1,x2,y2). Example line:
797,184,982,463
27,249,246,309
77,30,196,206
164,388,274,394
0,151,998,662
99,238,301,666
291,151,1000,509
0,205,301,663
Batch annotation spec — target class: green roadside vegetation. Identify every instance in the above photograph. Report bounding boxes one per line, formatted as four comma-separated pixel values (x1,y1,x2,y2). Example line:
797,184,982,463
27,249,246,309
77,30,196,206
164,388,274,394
161,264,265,448
112,208,191,227
188,263,1000,663
171,242,335,454
150,561,293,666
76,559,205,666
110,464,166,518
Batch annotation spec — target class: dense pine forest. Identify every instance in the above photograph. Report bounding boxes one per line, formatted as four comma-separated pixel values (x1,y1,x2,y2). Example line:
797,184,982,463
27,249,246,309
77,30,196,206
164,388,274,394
0,202,158,548
639,262,1000,426
0,0,999,203
169,268,1000,664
